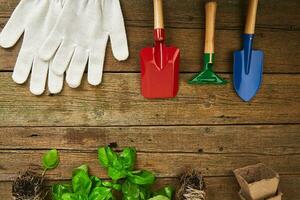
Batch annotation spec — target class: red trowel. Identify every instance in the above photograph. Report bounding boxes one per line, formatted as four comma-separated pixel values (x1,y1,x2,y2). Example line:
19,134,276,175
140,0,180,98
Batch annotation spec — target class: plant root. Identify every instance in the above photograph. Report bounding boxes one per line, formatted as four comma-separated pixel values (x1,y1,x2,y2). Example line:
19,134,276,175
177,170,206,200
12,166,46,200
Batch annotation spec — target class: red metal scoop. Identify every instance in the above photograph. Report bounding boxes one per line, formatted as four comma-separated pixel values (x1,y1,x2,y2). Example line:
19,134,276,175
140,0,180,98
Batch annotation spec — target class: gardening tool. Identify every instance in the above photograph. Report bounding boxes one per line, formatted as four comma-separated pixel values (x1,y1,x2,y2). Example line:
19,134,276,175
189,1,227,85
233,0,264,101
140,0,180,98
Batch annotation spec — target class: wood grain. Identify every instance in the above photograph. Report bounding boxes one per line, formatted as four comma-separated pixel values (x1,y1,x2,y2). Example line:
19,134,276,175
204,1,217,54
244,0,259,34
154,0,164,29
0,1,299,199
0,150,299,181
0,73,299,126
0,0,299,30
0,125,299,155
1,176,299,200
0,25,299,73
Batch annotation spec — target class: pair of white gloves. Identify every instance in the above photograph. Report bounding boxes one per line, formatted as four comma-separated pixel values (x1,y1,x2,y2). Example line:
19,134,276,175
0,0,128,95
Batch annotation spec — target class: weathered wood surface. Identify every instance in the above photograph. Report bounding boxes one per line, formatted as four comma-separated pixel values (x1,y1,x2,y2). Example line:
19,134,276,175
0,73,299,126
0,0,299,199
0,125,299,155
0,27,299,73
1,176,299,200
1,125,299,199
1,0,299,30
0,1,300,73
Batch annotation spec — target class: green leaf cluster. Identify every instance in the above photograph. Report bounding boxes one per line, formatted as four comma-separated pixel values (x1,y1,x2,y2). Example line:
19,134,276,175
97,147,174,200
51,147,174,200
52,164,117,200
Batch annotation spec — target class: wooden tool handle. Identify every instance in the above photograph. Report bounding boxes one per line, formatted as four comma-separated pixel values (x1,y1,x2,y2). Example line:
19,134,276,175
154,0,164,29
245,0,259,34
204,1,217,54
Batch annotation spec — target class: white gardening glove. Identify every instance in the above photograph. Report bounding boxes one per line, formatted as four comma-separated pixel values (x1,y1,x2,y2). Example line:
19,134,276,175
39,0,129,88
0,0,64,95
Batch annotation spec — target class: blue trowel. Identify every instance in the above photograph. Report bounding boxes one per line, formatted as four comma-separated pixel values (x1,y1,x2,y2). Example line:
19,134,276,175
233,0,264,102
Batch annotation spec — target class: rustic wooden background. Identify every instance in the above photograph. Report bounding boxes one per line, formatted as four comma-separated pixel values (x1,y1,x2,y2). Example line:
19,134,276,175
0,0,300,199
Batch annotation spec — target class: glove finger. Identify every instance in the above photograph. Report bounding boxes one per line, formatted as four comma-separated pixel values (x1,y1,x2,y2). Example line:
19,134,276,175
105,0,129,61
51,40,75,75
29,57,49,95
12,49,34,84
66,47,89,88
0,0,32,48
110,29,129,61
88,37,108,86
39,31,62,61
48,68,64,94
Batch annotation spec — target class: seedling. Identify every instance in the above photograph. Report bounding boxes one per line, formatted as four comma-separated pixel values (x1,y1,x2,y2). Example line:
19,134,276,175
12,149,60,200
42,149,60,174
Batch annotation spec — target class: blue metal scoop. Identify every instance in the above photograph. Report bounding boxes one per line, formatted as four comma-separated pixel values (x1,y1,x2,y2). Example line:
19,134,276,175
233,0,264,102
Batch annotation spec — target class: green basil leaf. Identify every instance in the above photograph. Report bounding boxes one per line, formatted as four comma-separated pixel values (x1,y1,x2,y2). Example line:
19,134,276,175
61,193,88,200
122,180,140,200
154,186,175,199
72,165,92,195
106,147,118,164
77,193,89,200
42,149,59,170
104,193,114,200
98,147,109,168
127,170,155,185
120,147,136,170
62,193,79,200
76,164,89,173
130,170,141,175
90,176,102,188
112,183,122,191
108,167,127,181
105,192,114,200
110,195,116,200
98,147,118,168
139,186,152,200
111,158,124,170
148,195,170,200
102,181,112,187
52,184,72,200
89,187,112,200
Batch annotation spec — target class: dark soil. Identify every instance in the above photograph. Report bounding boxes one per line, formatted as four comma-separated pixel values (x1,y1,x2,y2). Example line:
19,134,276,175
12,168,45,200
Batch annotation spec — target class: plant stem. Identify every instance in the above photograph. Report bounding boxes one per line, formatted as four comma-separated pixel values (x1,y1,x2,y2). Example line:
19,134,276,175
42,169,47,177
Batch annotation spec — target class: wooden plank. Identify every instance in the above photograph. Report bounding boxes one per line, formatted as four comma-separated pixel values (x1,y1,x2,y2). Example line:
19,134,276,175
0,150,299,181
0,25,299,73
0,176,299,200
0,0,299,30
0,73,299,126
0,125,299,155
